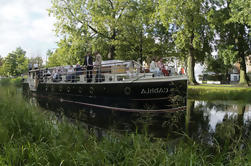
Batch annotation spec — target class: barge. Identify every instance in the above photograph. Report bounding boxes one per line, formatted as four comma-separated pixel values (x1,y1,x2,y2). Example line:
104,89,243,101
23,60,187,111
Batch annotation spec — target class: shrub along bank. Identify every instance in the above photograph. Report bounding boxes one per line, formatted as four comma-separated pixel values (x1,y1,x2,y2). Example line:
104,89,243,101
0,77,23,87
0,86,251,165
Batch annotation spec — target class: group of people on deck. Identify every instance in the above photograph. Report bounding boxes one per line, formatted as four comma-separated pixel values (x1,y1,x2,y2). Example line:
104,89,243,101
149,58,169,77
41,52,102,83
83,52,103,82
64,52,103,83
40,52,185,83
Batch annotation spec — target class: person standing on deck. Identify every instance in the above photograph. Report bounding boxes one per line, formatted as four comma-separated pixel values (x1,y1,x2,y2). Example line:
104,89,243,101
94,52,102,82
150,58,161,77
84,52,93,82
157,58,169,76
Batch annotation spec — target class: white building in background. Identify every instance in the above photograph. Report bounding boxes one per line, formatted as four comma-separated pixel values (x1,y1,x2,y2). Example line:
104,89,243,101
230,74,240,82
246,55,251,73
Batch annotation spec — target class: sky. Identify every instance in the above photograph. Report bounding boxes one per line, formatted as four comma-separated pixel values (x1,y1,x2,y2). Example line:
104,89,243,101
0,0,57,59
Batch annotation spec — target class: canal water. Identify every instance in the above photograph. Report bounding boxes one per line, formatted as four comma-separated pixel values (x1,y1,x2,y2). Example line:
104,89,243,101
24,91,251,143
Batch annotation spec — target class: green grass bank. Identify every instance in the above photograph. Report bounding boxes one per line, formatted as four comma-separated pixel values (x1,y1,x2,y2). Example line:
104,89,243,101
188,84,251,102
0,77,23,87
0,86,251,165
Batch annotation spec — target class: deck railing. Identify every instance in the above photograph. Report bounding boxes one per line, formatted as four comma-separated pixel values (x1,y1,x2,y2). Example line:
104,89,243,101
27,60,186,84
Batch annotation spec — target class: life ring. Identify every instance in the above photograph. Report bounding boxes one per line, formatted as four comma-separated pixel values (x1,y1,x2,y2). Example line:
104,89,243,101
124,87,131,96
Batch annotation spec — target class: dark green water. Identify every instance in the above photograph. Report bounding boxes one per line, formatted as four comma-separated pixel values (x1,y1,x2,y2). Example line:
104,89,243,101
24,90,251,142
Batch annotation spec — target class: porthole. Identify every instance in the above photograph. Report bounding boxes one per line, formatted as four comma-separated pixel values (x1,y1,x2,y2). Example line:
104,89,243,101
89,86,94,95
78,87,83,94
124,87,131,96
59,85,63,92
67,87,71,93
51,86,54,92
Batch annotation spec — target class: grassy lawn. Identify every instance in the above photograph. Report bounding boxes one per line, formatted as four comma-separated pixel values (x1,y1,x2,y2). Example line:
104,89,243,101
188,84,251,102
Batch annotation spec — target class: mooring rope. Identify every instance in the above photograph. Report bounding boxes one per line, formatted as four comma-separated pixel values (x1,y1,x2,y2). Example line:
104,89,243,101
59,98,186,113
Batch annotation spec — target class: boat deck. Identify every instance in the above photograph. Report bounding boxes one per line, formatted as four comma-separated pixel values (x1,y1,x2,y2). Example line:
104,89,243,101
24,60,187,90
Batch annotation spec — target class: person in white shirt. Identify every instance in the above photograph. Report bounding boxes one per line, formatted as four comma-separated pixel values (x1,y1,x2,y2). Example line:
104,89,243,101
67,65,74,73
66,65,75,82
94,52,103,82
150,58,161,77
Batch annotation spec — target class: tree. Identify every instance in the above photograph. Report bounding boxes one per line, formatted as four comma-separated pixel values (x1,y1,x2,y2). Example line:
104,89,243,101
29,56,43,68
47,48,63,67
0,56,4,76
46,49,54,67
229,0,251,26
114,0,175,62
205,56,232,75
209,0,251,86
0,56,3,66
49,0,133,59
47,37,87,67
158,0,213,85
229,0,251,85
2,47,28,76
49,0,171,63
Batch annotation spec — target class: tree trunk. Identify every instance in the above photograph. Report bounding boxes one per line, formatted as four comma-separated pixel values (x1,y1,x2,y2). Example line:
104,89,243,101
139,30,143,65
187,31,198,85
188,54,197,85
238,24,249,86
239,56,248,86
109,45,115,60
108,29,116,60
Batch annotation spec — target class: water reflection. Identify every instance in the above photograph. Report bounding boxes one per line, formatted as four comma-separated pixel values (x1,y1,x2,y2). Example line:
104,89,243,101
24,91,251,141
187,100,251,145
24,92,186,138
192,100,251,131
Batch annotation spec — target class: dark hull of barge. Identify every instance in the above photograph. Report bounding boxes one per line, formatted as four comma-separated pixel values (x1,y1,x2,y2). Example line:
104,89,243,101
23,78,187,110
23,80,187,111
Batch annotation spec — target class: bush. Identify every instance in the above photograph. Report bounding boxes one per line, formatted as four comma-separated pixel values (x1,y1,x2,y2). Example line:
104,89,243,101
0,77,23,87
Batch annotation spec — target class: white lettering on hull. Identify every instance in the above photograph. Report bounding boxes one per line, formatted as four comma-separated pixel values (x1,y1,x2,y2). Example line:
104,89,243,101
141,88,168,94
